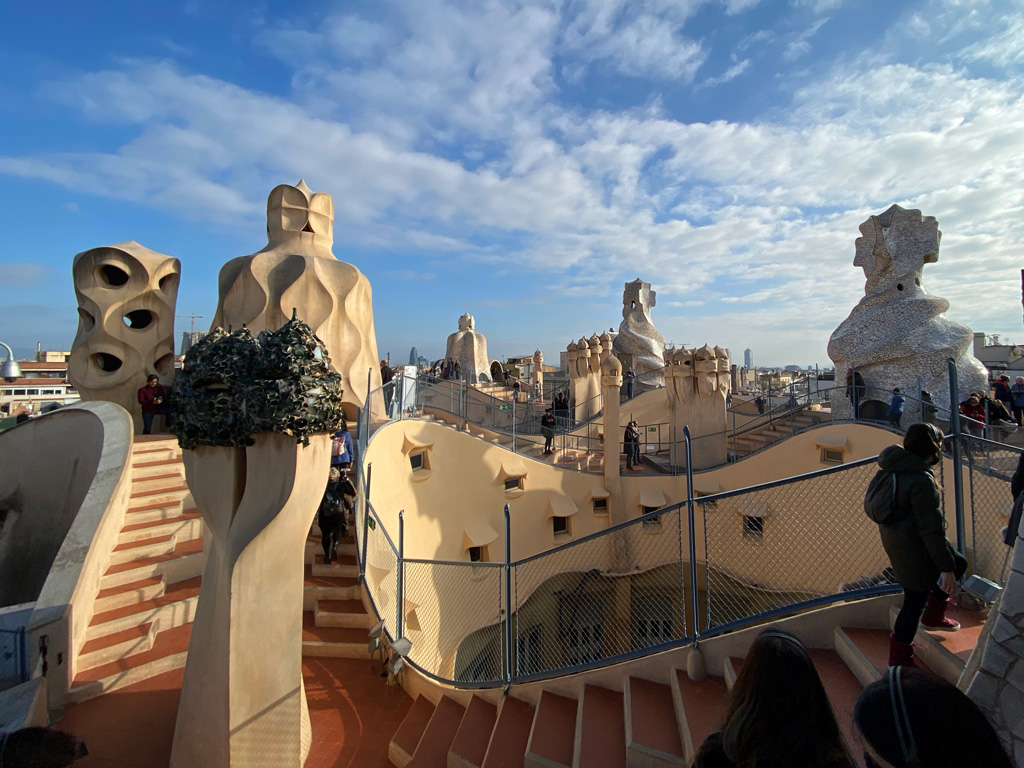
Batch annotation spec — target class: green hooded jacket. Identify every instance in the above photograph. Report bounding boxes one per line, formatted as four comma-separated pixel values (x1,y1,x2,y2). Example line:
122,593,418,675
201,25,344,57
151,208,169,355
876,444,956,592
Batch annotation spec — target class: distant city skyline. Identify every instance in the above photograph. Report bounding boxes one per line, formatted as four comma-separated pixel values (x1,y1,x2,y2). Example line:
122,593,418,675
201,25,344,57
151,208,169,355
2,2,1022,368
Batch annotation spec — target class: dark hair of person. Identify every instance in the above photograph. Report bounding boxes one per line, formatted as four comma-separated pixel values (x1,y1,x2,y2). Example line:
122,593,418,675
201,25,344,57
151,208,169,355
719,629,854,768
0,726,87,768
903,422,943,466
854,668,1011,768
146,374,159,383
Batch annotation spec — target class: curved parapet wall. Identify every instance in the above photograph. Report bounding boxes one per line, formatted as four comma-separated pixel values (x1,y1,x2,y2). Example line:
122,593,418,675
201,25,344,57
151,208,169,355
0,402,134,711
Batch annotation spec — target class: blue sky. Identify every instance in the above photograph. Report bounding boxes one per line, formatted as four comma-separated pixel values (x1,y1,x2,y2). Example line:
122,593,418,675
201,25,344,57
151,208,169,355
1,0,1022,368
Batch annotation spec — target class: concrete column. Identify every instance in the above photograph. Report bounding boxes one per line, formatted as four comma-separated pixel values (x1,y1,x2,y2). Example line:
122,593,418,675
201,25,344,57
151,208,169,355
170,432,330,768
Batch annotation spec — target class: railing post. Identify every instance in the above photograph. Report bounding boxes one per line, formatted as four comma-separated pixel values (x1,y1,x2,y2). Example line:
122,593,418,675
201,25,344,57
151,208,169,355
504,503,513,685
360,463,372,582
397,510,405,638
512,396,517,453
683,426,699,639
947,359,966,553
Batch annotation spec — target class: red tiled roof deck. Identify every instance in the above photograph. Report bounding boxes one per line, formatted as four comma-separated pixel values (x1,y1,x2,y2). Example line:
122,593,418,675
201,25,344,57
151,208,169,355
59,657,411,767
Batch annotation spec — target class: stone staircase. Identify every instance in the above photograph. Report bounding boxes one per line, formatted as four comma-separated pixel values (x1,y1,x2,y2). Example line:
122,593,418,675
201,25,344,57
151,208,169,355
302,527,371,658
386,602,985,767
68,436,205,704
730,408,829,458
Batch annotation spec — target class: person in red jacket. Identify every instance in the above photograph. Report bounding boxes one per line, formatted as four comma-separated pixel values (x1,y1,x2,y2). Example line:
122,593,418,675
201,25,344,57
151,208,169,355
137,375,173,434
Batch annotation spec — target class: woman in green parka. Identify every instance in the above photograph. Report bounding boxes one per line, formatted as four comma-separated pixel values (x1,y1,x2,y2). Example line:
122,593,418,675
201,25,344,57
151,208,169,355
875,422,967,667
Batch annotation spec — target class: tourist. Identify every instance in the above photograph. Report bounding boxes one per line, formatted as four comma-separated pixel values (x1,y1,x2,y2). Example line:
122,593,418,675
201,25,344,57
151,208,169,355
853,667,1011,768
888,388,905,430
754,392,765,415
873,423,967,667
331,423,353,469
625,367,636,399
846,368,865,420
534,381,541,400
318,467,347,564
1012,376,1024,425
959,394,985,437
994,374,1014,416
380,358,395,414
920,390,938,424
693,629,854,768
137,374,173,435
623,420,640,470
540,408,556,455
513,378,521,402
1004,451,1024,547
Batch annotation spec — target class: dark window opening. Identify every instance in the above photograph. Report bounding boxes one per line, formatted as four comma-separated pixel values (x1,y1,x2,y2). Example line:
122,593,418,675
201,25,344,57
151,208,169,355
553,516,568,535
744,515,764,541
469,546,482,562
92,353,123,372
410,452,425,470
593,498,608,513
99,264,129,286
504,477,522,492
123,309,155,329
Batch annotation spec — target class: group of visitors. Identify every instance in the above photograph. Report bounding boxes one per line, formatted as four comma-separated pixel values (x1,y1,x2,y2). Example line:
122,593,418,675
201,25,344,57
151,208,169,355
432,359,462,381
623,419,641,470
552,391,571,428
692,627,1010,768
959,382,1019,437
319,422,355,565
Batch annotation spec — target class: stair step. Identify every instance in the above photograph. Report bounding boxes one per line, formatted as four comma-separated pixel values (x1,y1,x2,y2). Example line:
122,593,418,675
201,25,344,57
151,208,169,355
130,471,186,494
408,695,466,768
837,626,934,686
301,611,367,657
69,622,193,703
482,697,534,768
100,539,204,589
130,456,185,476
93,577,165,614
888,604,985,685
118,511,202,543
672,669,727,763
314,598,372,628
78,623,155,670
87,577,202,639
391,695,437,768
450,695,497,768
626,677,685,766
525,690,576,768
109,533,177,565
124,500,191,525
128,483,191,507
576,684,626,768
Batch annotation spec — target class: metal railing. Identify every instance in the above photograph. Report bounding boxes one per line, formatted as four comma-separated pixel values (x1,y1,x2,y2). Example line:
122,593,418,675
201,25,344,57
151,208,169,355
352,358,1020,688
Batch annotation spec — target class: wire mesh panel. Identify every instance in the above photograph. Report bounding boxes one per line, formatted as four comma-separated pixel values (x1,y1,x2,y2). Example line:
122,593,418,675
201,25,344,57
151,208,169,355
702,460,895,633
963,438,1022,585
363,508,400,641
510,508,689,679
402,560,505,685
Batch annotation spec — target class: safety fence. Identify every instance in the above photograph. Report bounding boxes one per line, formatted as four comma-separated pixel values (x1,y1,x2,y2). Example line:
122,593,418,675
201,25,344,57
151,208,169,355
349,362,1021,688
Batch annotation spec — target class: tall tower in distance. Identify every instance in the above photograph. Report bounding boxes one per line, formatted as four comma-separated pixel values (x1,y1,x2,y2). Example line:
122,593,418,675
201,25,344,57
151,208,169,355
744,348,753,369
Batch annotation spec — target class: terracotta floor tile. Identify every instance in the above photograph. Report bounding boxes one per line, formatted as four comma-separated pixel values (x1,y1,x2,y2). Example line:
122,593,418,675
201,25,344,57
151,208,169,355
58,655,408,767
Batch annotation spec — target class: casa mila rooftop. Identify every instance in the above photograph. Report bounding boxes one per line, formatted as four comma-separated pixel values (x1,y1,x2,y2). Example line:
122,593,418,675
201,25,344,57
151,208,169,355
2,183,1024,768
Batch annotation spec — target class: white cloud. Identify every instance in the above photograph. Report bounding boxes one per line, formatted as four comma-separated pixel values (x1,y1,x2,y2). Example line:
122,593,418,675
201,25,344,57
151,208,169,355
698,58,751,88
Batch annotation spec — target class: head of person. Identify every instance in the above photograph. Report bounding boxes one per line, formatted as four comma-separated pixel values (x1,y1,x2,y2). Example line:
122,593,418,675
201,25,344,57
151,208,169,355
327,467,340,485
903,422,943,465
969,394,981,406
146,375,159,387
1017,377,1024,385
893,388,900,394
1000,375,1010,383
721,630,850,766
854,667,1011,768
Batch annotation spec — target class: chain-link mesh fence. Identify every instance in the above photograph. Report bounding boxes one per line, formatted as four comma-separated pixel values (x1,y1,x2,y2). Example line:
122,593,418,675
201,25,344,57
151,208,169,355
362,506,400,641
961,436,1022,585
509,507,689,679
702,458,897,633
402,559,505,685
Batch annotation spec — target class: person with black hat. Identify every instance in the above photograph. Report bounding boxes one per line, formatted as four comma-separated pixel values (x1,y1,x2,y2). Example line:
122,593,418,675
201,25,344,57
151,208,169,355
540,407,556,455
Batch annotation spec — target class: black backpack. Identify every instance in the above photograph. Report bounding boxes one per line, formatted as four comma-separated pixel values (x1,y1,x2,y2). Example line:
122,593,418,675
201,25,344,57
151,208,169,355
321,490,345,519
864,470,899,524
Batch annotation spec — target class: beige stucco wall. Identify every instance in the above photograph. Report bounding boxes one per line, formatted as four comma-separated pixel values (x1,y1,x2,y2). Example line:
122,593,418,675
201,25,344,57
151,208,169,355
1,402,135,712
361,418,902,681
